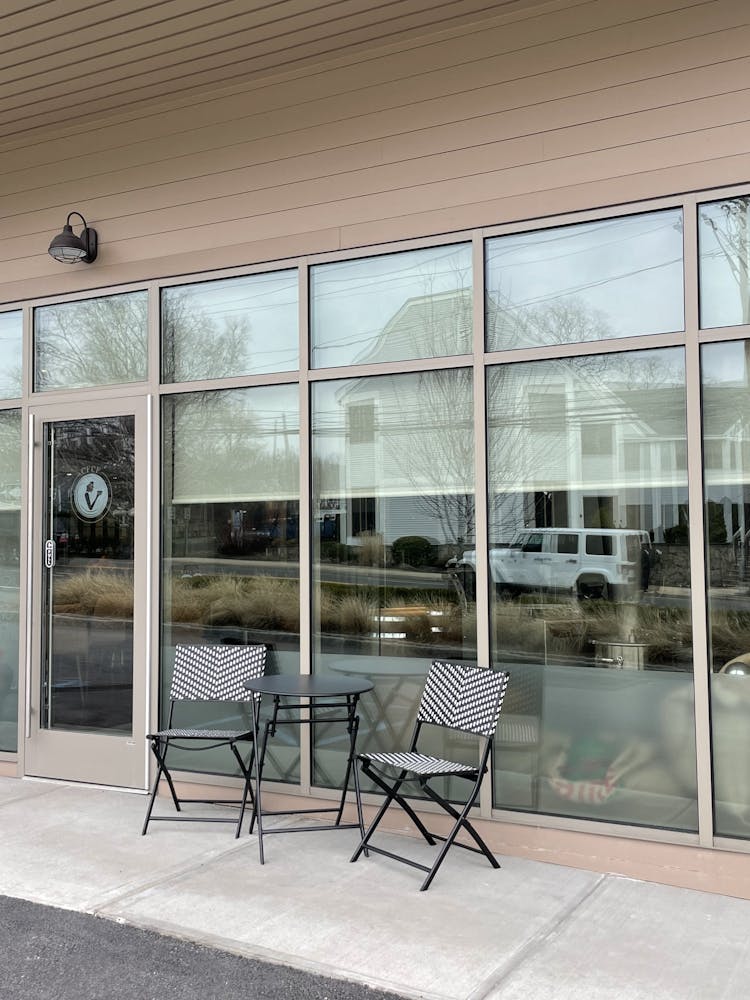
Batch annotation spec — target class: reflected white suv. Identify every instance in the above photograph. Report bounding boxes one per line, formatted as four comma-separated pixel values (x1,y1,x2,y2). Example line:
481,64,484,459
449,528,654,600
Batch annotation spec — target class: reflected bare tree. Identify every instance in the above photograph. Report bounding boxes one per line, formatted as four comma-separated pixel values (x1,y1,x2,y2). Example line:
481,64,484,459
701,197,750,324
162,290,252,381
36,293,148,389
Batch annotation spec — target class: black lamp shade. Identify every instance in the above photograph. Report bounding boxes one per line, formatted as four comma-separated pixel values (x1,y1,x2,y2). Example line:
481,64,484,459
48,214,98,264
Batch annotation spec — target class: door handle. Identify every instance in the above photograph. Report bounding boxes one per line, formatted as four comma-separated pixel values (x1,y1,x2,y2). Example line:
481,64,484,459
44,539,56,569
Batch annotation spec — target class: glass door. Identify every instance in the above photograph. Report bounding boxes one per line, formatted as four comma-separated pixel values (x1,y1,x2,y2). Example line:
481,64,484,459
25,398,149,787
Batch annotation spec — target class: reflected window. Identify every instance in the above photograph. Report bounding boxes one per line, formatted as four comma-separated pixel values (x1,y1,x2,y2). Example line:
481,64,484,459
0,312,22,399
0,409,21,751
34,291,148,391
310,244,472,368
162,270,298,382
486,348,696,832
701,340,750,838
161,385,300,782
699,197,750,329
486,209,684,351
311,368,476,794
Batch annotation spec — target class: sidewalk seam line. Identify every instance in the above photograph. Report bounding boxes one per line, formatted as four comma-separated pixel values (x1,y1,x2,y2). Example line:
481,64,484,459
465,873,608,1000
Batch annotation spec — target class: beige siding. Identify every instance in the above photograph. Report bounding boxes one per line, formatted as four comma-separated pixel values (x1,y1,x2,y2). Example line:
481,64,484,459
1,0,749,304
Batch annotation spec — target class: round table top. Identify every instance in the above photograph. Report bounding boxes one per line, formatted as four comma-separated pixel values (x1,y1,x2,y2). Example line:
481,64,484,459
244,674,374,698
326,655,428,678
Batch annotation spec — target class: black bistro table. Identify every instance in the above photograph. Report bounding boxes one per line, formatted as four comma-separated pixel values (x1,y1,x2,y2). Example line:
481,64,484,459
244,673,373,863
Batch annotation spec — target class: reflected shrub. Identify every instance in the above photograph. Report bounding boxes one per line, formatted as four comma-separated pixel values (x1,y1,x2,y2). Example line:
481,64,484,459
391,535,437,567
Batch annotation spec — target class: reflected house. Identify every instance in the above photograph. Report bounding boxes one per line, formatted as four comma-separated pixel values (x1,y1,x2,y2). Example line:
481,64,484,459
325,287,696,557
482,359,690,550
317,289,475,553
703,378,750,578
489,367,690,546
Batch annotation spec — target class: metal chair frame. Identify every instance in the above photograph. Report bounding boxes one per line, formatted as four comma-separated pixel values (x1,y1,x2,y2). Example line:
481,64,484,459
142,643,267,838
351,661,510,891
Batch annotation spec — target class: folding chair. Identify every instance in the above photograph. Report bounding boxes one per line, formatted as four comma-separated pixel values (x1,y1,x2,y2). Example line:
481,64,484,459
351,661,510,891
142,643,267,837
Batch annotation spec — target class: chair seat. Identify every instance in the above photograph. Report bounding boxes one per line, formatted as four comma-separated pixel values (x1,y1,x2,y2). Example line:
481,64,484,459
362,750,477,776
148,727,253,740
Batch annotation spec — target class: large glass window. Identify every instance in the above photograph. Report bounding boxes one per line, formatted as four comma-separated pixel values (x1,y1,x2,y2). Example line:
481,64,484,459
485,348,697,831
699,197,750,329
162,270,298,382
310,244,472,369
0,409,21,751
34,291,148,391
0,312,22,399
311,368,476,789
161,385,300,782
701,340,750,839
486,209,684,351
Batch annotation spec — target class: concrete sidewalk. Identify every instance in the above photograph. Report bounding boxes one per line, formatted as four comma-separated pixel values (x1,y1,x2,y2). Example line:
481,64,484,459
1,775,749,999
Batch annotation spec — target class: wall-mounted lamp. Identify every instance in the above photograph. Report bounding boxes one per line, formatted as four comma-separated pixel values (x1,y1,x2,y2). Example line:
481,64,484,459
48,211,98,264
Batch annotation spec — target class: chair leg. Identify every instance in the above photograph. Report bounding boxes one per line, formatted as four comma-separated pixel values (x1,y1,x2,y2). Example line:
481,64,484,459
142,739,180,836
230,741,256,839
349,727,367,850
419,779,498,892
351,764,437,864
350,772,407,862
362,762,436,846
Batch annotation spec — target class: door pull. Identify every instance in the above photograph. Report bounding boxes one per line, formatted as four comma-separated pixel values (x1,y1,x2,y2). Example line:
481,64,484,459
44,539,56,569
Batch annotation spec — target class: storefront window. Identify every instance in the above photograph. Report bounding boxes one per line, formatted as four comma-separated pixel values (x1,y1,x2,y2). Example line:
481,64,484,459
486,209,684,351
162,269,298,382
701,340,750,838
311,368,477,790
0,312,22,398
34,291,148,391
699,197,750,329
0,409,21,751
161,385,300,782
485,348,697,831
310,244,472,369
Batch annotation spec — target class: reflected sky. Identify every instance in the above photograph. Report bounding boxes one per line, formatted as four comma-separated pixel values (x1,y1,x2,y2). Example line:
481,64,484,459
162,269,298,381
0,312,22,399
311,244,472,368
486,209,684,349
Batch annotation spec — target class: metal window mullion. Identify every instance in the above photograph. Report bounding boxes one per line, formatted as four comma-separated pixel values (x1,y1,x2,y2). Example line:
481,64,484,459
298,261,312,795
471,234,492,818
23,412,34,741
683,195,714,848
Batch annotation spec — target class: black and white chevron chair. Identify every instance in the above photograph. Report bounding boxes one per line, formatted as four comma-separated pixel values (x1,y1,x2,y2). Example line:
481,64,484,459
351,660,510,891
142,643,267,837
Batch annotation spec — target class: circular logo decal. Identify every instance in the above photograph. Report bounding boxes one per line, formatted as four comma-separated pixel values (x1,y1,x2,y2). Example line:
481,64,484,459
71,472,111,523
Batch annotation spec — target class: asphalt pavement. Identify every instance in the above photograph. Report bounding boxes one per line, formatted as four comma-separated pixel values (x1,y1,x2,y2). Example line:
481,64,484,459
0,895,403,1000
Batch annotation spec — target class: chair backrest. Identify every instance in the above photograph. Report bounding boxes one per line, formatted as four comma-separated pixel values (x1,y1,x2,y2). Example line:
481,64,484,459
169,644,267,702
417,661,509,737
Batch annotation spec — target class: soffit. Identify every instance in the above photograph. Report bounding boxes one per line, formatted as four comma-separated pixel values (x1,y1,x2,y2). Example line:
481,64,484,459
0,0,549,142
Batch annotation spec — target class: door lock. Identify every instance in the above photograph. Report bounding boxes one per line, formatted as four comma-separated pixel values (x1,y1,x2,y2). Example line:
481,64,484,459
44,539,56,569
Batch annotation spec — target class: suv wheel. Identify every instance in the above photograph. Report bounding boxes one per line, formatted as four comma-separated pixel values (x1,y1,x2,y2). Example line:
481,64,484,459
577,578,609,601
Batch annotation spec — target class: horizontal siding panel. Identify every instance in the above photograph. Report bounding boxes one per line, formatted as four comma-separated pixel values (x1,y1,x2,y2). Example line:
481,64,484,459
0,0,540,137
3,81,749,254
3,30,750,216
0,0,495,97
2,17,747,225
1,0,749,306
339,153,750,254
5,116,749,281
0,0,721,163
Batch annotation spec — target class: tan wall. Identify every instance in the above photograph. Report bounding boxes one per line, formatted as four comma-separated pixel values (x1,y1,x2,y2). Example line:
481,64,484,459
1,0,749,304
